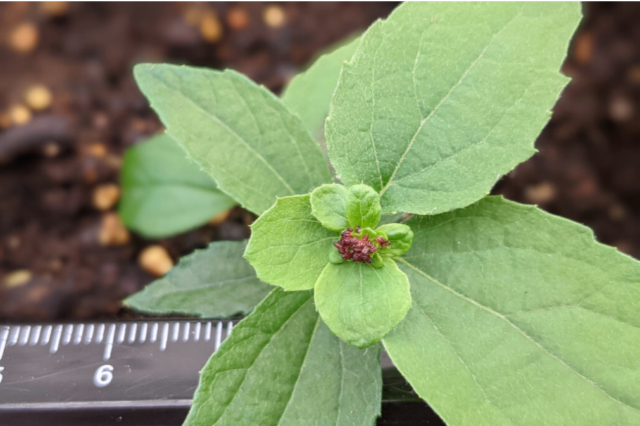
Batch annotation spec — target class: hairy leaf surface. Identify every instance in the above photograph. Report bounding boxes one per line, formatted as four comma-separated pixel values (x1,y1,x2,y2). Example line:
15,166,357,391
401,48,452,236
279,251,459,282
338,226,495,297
327,2,581,214
311,184,349,232
346,184,381,229
315,259,411,348
383,196,640,426
135,64,332,215
119,134,236,238
185,289,382,426
244,195,336,291
126,241,270,318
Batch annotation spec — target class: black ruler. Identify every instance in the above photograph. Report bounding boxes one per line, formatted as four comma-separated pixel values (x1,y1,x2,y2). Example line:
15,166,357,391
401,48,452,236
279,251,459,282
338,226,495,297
0,320,442,426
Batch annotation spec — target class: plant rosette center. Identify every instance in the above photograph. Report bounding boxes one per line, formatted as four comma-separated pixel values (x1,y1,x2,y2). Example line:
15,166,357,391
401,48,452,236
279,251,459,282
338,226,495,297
244,183,414,348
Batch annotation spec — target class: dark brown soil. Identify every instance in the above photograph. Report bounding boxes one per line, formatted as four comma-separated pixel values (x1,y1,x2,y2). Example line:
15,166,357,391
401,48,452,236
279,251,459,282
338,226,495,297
0,2,639,322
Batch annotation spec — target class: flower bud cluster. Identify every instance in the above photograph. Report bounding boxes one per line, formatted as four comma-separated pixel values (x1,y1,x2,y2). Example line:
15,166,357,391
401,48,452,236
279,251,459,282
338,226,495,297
334,227,389,263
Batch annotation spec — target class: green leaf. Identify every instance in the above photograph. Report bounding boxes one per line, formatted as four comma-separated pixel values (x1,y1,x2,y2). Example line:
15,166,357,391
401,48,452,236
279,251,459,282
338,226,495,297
327,3,581,215
282,35,360,137
375,223,414,258
185,288,382,426
346,184,381,229
119,134,236,238
244,194,336,291
310,184,349,232
315,259,411,348
126,240,271,318
134,64,332,216
383,196,640,426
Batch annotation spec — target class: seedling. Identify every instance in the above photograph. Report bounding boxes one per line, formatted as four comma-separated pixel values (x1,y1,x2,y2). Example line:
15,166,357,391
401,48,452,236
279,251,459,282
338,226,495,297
125,3,640,426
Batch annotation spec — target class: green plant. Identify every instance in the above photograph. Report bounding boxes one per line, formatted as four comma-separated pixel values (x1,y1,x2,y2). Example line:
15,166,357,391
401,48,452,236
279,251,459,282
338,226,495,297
125,3,640,425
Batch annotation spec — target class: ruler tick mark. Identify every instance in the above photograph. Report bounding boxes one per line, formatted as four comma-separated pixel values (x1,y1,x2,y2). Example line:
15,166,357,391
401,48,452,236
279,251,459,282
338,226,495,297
183,322,191,342
19,326,31,346
62,324,74,345
117,324,127,344
74,324,84,345
160,323,169,351
205,322,212,341
85,324,95,344
0,328,9,360
215,322,223,351
140,323,148,343
42,325,52,345
151,323,159,343
226,321,234,338
97,324,106,343
8,327,20,346
194,322,201,342
128,323,138,344
104,324,116,361
30,325,41,346
172,323,180,342
50,325,63,354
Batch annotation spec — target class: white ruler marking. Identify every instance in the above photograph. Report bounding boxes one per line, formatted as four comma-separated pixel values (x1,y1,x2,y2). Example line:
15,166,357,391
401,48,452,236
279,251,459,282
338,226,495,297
226,321,234,338
214,322,223,351
18,326,31,346
171,323,180,342
151,323,159,343
139,323,148,343
205,322,212,341
85,324,95,344
50,325,63,354
96,324,105,343
194,322,201,342
160,323,169,351
62,324,74,345
42,325,52,345
182,322,190,342
0,328,9,360
8,327,20,346
128,323,138,343
30,325,42,346
104,324,116,361
74,324,84,345
117,324,127,344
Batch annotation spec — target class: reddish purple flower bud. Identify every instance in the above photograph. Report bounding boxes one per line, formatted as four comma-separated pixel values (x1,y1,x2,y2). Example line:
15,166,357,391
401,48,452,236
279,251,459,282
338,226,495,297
334,228,387,264
376,236,390,247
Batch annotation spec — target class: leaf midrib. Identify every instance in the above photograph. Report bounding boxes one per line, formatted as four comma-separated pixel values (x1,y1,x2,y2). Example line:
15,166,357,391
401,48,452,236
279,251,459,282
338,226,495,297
378,8,523,198
148,69,297,196
396,257,640,415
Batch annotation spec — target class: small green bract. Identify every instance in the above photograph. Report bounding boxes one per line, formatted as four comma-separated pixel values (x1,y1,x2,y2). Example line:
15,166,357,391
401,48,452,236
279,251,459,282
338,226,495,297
124,3,640,426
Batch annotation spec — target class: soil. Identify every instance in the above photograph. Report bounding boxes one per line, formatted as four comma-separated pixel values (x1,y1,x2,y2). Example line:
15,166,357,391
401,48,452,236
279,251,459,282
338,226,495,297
0,2,639,326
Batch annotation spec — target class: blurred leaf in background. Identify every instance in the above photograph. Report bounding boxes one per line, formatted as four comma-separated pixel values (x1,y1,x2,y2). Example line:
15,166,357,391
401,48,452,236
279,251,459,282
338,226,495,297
118,133,236,238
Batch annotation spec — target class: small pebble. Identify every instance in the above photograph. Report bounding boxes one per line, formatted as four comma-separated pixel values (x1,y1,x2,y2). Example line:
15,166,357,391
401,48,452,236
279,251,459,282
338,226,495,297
10,22,39,54
25,84,53,111
85,142,107,158
93,184,121,211
139,245,174,277
263,5,286,28
42,142,61,158
9,104,32,126
99,213,130,246
200,10,223,43
4,270,32,289
573,32,593,65
227,7,250,30
524,182,556,204
40,1,69,17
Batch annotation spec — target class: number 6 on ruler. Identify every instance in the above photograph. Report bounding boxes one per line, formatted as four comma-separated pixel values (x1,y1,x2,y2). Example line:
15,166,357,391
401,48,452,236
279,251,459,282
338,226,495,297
93,364,113,388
